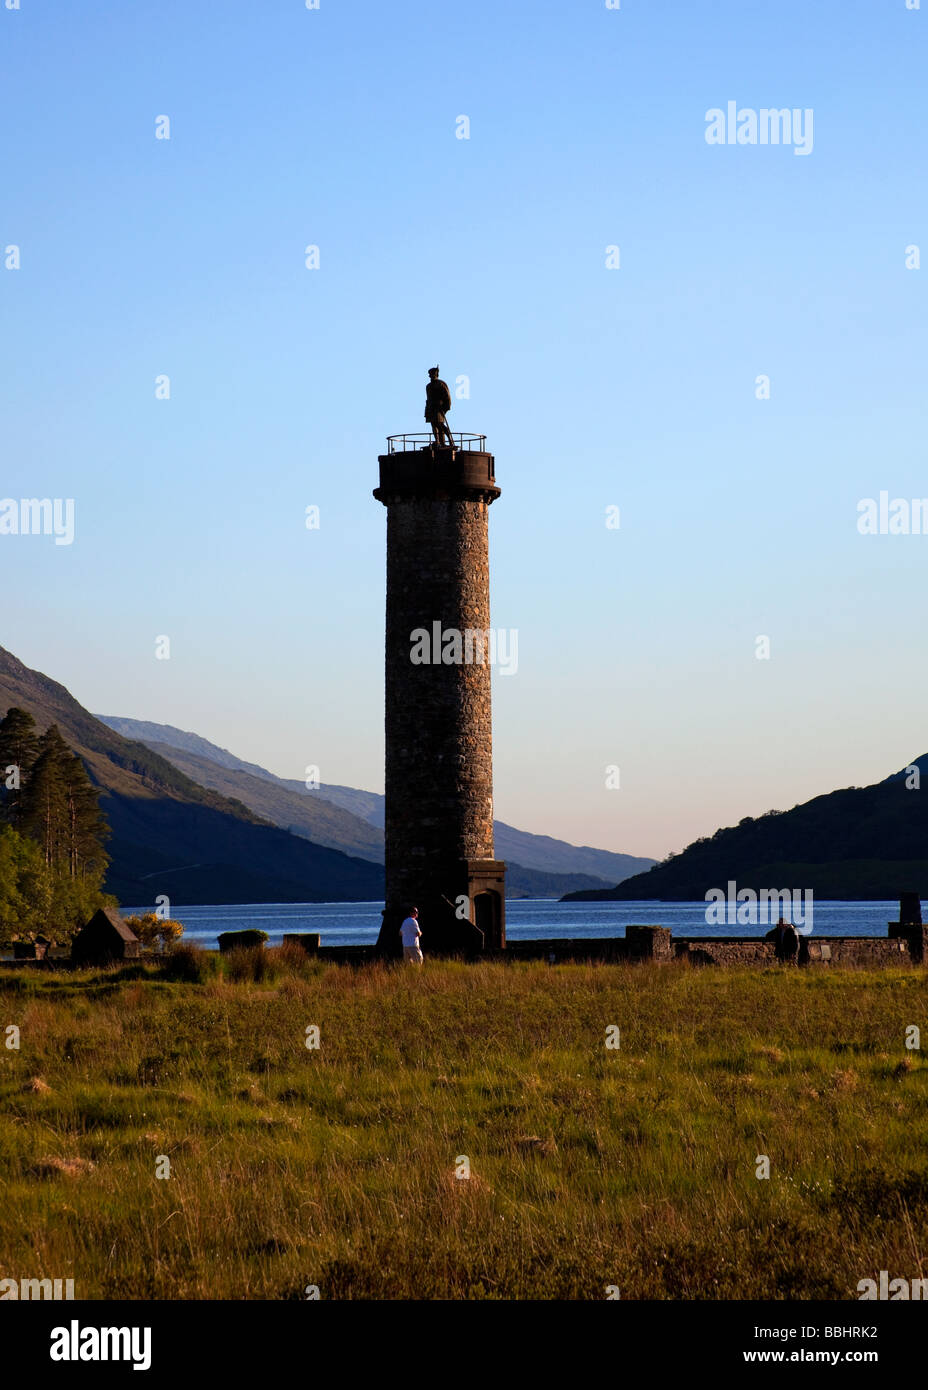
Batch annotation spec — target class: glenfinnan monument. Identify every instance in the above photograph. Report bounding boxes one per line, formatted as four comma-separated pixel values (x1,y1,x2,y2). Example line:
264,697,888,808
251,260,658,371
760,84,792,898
373,368,506,956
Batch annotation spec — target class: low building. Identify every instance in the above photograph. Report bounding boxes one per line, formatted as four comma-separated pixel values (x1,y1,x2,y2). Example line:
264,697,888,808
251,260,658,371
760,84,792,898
70,908,140,965
11,935,52,961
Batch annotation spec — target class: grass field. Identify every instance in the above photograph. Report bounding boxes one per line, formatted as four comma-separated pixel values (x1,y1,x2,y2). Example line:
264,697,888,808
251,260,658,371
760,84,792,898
1,950,926,1300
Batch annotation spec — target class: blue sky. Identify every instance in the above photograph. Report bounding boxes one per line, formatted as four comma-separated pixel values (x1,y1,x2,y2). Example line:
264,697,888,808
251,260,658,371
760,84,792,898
2,0,926,858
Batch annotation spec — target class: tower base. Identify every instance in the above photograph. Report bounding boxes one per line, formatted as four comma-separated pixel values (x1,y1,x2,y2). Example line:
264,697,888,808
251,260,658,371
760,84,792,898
377,859,506,958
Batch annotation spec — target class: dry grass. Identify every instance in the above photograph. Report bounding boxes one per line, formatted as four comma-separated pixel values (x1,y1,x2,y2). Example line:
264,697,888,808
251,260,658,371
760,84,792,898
0,954,926,1299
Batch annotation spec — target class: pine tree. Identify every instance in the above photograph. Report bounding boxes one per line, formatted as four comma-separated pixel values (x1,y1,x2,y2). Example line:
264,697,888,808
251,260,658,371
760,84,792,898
63,752,110,883
13,723,112,937
21,725,71,870
0,707,40,827
36,730,109,881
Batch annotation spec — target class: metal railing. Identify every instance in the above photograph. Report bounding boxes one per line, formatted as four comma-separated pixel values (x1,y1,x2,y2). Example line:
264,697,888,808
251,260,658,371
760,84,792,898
386,432,487,453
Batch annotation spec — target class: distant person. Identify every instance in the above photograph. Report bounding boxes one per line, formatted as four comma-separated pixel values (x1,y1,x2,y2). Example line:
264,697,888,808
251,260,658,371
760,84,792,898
400,906,423,965
767,917,799,964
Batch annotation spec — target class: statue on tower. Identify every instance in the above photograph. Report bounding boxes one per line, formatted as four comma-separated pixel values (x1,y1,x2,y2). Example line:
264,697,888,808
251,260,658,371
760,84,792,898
425,366,455,451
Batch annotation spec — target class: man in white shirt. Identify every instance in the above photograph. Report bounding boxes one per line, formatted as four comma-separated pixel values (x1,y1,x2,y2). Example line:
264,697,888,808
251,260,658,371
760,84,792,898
399,907,423,964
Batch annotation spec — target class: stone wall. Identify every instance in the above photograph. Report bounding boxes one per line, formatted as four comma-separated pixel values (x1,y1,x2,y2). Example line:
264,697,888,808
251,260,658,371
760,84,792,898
503,937,630,964
800,937,911,966
315,924,924,967
676,939,777,966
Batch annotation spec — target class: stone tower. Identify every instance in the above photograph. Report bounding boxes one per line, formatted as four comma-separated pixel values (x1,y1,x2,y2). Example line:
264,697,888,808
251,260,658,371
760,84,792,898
373,435,506,956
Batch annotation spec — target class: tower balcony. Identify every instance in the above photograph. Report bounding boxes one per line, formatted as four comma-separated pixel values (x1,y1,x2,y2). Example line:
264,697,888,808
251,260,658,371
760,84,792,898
375,434,498,505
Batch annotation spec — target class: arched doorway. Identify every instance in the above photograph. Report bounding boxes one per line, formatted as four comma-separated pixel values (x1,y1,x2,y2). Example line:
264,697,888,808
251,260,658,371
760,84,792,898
473,891,502,950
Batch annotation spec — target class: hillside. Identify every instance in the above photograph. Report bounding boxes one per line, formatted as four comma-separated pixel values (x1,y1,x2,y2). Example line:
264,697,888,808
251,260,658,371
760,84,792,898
100,739,614,897
132,744,387,865
0,647,383,905
563,760,928,902
0,649,626,906
99,716,654,885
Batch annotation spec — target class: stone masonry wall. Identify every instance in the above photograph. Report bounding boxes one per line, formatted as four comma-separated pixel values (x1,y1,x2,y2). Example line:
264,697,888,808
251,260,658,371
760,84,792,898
314,933,918,966
676,939,777,966
801,937,911,966
383,493,495,911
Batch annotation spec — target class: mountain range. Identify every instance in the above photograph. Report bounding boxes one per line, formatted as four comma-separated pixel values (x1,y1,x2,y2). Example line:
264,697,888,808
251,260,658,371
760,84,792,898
0,645,653,906
0,647,384,904
563,759,928,902
97,716,655,895
6,642,922,908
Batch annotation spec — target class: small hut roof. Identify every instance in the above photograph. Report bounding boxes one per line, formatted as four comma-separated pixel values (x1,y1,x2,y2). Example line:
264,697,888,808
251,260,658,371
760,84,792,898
84,907,139,943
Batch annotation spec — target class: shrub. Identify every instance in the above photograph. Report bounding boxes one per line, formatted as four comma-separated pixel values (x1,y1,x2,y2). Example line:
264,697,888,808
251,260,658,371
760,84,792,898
125,912,185,954
161,943,213,983
223,946,274,983
217,930,269,953
273,942,312,975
